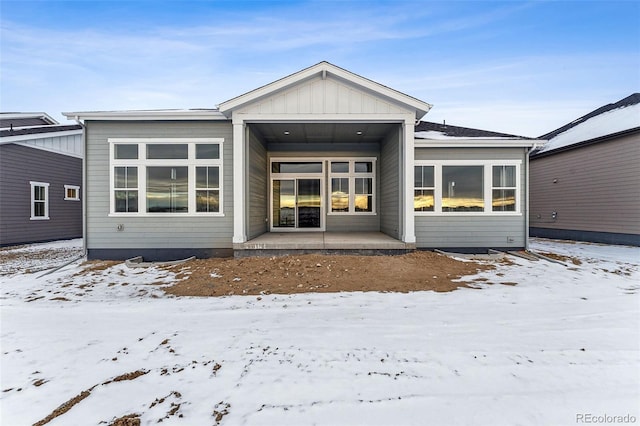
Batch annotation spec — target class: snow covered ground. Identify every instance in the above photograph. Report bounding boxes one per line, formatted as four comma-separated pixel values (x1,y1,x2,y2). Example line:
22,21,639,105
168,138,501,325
1,238,638,426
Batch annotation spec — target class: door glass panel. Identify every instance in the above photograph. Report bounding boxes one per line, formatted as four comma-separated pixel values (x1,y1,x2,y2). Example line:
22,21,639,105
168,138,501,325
297,179,321,228
273,180,295,228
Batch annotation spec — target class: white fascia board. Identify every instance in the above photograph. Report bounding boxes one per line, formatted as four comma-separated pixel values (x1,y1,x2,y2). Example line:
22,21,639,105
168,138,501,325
218,62,432,118
62,110,227,122
0,129,83,144
1,112,58,124
414,139,544,148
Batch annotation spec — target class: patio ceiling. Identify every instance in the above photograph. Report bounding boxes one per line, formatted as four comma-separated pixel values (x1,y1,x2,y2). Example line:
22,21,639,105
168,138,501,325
249,122,399,144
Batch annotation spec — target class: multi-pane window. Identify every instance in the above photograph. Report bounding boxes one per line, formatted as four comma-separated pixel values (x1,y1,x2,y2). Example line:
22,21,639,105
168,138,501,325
329,159,375,214
414,162,520,214
30,181,49,220
64,185,80,201
110,139,223,215
196,166,220,212
414,166,434,212
114,166,139,213
492,166,516,212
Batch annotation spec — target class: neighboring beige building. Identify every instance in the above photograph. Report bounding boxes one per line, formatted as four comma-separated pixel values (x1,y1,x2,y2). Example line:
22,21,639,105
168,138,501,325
530,94,640,246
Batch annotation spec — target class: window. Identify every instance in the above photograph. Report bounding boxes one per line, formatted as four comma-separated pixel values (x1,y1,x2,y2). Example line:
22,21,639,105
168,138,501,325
196,166,220,212
64,185,80,201
109,138,223,215
414,166,434,212
114,166,138,212
414,161,520,215
30,181,49,220
329,159,375,214
442,166,484,212
492,166,516,212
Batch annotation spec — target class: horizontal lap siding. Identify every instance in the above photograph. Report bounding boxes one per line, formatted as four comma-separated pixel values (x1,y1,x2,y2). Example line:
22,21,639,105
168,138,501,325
530,134,640,235
380,130,400,238
414,147,527,248
85,121,233,250
0,144,82,245
248,130,268,239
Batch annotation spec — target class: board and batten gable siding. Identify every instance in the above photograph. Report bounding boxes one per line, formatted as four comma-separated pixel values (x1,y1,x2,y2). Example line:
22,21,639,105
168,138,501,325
265,147,381,232
414,147,528,248
247,128,268,240
0,144,82,246
235,75,412,116
85,121,234,254
530,133,640,239
379,128,401,239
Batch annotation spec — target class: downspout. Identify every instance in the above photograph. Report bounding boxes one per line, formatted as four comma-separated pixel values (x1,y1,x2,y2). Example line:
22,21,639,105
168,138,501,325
525,147,529,250
72,116,88,258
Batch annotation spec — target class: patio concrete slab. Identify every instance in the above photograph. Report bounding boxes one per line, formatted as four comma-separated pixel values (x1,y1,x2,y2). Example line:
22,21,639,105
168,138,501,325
234,232,413,251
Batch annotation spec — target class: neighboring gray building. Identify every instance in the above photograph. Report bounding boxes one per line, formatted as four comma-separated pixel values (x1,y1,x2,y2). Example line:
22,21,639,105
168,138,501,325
530,94,640,246
0,113,83,246
64,62,540,260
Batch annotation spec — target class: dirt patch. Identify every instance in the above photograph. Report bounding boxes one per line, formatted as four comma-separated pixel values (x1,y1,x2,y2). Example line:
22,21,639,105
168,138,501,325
73,260,121,276
34,370,149,426
108,370,148,383
110,414,140,426
163,251,493,297
33,390,92,426
538,251,582,265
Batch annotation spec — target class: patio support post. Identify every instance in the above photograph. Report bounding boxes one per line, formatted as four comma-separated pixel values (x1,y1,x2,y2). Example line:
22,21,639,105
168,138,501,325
402,116,416,243
232,119,247,243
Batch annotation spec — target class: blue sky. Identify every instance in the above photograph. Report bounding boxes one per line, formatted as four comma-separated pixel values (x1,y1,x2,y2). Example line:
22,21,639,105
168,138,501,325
1,0,638,137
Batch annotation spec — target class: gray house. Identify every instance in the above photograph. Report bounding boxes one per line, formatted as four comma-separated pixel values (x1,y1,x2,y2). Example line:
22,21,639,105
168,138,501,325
530,94,640,246
64,62,540,260
0,113,83,246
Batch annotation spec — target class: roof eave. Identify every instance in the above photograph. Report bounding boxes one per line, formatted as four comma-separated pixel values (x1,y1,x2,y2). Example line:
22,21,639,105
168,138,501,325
62,110,227,122
531,127,640,159
415,138,543,148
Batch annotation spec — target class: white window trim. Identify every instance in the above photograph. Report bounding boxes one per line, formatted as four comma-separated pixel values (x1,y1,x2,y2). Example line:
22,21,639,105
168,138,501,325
30,181,50,220
327,158,377,216
64,185,80,201
108,138,224,217
414,160,521,216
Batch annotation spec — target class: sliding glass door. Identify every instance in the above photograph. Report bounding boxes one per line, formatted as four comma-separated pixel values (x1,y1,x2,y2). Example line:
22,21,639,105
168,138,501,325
271,161,324,231
272,178,322,230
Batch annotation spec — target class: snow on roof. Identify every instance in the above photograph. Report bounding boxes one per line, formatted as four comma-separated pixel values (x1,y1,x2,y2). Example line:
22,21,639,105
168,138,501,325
537,94,640,154
415,121,529,140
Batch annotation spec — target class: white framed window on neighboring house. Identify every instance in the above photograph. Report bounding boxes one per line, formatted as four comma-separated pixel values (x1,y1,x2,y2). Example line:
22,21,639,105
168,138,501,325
64,185,80,201
108,138,224,216
30,181,49,220
414,160,521,216
328,159,376,215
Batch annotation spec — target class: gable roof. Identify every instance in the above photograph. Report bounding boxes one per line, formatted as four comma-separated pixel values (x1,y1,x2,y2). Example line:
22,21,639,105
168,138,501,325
218,61,432,119
533,93,640,156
